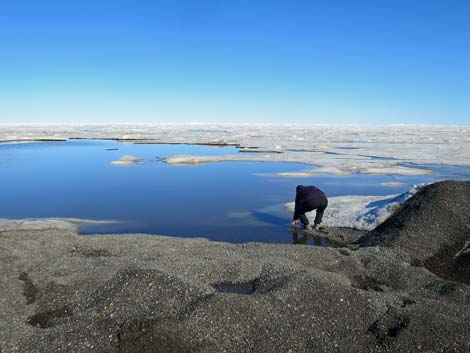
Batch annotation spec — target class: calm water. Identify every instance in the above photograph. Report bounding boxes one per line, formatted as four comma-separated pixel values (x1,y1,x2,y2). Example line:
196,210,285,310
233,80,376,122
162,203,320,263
1,140,469,244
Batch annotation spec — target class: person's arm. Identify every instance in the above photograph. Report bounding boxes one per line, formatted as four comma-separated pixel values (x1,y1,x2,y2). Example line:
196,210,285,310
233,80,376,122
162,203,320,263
293,186,302,221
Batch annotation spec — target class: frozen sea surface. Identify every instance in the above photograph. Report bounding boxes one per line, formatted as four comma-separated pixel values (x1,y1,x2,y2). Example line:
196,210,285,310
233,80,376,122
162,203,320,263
1,124,469,177
1,134,470,244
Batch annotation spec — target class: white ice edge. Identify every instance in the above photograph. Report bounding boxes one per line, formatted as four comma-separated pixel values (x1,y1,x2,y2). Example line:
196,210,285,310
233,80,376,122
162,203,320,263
1,124,470,176
284,184,425,231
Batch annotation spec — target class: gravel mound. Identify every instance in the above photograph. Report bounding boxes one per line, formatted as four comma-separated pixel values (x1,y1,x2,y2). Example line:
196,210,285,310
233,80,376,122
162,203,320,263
360,181,470,284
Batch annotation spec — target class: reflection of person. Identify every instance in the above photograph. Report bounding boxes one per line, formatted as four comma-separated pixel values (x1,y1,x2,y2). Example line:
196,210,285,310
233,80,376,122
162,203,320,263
292,230,308,245
291,185,328,231
292,231,321,245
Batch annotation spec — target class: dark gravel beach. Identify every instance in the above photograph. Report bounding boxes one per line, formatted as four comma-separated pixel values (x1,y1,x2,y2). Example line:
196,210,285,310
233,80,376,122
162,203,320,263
1,181,469,352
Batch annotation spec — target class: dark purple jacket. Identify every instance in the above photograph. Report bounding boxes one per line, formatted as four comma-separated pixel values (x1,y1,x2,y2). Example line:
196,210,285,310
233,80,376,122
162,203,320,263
293,185,327,221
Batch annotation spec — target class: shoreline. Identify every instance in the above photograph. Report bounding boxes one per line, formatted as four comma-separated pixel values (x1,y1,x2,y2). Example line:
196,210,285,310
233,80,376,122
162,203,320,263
0,217,367,247
1,181,469,352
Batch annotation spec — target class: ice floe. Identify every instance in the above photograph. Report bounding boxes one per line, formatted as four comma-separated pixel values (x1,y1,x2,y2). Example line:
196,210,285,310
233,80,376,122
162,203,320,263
283,184,423,230
362,166,432,176
380,181,406,187
277,167,353,177
111,154,145,166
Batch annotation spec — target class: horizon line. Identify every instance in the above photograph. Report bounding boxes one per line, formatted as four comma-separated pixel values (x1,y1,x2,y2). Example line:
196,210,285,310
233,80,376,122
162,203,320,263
1,122,469,127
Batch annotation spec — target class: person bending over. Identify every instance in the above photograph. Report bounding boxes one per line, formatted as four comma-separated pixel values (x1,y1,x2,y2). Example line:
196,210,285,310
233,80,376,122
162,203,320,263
291,185,328,231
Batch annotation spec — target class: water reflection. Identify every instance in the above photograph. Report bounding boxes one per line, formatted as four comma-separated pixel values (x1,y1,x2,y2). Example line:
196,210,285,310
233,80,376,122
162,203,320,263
292,230,330,246
250,210,287,226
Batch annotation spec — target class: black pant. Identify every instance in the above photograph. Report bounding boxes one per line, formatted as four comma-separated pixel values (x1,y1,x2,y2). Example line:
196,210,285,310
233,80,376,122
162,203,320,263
299,197,328,226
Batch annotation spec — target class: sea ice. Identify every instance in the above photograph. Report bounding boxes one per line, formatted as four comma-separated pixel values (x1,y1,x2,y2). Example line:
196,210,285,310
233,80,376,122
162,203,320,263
111,154,145,166
363,166,432,176
380,181,406,187
1,124,469,176
277,167,353,177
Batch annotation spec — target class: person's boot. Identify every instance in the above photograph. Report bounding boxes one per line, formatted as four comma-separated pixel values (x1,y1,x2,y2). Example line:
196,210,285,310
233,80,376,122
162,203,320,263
304,224,313,231
313,224,321,231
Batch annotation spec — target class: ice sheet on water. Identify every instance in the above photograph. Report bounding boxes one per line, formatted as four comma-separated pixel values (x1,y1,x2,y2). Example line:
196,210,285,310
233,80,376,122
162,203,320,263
380,182,406,187
1,124,469,176
110,154,145,166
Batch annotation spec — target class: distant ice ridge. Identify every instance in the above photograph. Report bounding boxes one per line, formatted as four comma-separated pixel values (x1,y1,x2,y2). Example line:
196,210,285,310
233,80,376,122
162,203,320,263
284,184,424,230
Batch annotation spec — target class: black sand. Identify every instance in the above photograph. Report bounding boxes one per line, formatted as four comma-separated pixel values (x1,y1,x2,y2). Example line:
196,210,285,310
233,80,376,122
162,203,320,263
1,181,469,352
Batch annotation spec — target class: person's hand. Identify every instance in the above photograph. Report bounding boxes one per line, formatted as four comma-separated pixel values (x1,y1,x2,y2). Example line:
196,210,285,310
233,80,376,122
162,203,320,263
291,220,299,229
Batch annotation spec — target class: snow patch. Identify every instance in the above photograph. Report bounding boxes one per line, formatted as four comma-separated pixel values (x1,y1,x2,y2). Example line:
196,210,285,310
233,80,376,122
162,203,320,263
284,184,424,230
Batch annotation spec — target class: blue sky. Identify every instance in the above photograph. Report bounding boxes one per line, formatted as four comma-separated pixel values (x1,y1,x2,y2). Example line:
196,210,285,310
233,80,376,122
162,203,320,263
0,0,469,124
